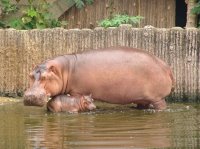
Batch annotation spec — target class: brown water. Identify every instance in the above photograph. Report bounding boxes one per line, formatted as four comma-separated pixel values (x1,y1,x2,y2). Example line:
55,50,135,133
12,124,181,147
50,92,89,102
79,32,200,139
0,99,199,149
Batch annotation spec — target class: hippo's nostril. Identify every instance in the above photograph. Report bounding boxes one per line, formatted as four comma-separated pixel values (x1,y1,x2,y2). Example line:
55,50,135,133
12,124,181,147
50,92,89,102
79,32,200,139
23,91,47,107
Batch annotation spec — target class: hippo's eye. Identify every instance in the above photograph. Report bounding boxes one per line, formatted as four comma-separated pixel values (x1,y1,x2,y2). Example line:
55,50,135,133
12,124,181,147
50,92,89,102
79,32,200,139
40,75,46,81
85,100,91,105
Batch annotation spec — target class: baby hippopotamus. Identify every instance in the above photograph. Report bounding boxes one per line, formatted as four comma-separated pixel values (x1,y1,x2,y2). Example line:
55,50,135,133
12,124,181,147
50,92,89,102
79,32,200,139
47,94,96,113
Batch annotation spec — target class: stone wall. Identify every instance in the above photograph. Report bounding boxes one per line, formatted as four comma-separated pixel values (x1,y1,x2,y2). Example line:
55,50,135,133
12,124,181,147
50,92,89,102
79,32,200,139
0,25,199,102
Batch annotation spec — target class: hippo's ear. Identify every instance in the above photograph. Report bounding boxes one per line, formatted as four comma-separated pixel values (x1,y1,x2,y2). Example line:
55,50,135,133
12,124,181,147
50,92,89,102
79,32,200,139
32,64,36,70
48,65,58,74
88,94,92,98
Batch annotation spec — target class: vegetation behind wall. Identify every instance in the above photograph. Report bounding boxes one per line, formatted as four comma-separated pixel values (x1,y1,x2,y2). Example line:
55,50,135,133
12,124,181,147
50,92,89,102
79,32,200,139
60,0,175,29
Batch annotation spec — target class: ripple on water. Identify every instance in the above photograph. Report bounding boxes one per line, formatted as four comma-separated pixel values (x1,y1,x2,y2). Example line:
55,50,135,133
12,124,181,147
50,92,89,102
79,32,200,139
0,101,199,149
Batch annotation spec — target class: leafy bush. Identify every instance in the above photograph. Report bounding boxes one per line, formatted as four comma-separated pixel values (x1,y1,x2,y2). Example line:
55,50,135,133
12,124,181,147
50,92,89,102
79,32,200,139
99,14,144,28
0,0,67,29
0,0,18,28
9,1,67,29
191,1,200,27
0,0,18,14
72,0,94,9
0,21,6,28
0,0,94,29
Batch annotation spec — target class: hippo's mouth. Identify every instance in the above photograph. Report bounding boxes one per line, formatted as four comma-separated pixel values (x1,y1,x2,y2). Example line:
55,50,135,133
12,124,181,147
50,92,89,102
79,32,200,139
23,88,48,107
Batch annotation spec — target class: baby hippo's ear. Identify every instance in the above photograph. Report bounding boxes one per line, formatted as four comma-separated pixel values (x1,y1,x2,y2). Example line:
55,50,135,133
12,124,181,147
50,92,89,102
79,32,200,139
85,94,93,102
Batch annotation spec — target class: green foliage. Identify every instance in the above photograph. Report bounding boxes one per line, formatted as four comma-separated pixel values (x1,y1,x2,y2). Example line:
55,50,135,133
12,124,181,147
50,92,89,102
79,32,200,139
0,0,67,29
99,14,144,28
10,2,66,29
191,1,200,14
0,0,18,14
72,0,94,9
0,0,94,29
0,21,6,28
191,1,200,27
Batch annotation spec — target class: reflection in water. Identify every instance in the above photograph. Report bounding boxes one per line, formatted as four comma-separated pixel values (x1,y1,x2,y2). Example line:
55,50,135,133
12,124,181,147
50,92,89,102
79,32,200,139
0,101,199,149
170,104,200,148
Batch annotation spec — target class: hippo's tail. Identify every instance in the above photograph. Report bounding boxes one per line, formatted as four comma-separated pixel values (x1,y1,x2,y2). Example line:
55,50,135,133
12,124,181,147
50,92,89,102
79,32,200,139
169,69,175,92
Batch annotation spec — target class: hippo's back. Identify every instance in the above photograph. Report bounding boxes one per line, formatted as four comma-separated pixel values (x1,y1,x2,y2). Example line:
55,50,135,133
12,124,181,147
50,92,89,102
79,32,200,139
69,47,173,104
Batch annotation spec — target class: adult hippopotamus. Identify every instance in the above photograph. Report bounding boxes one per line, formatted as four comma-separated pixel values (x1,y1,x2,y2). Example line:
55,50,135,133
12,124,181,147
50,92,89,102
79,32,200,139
47,95,96,113
24,47,174,110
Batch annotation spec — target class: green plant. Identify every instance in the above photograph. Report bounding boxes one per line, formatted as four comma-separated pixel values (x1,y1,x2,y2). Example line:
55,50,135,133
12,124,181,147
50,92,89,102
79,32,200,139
99,14,143,28
0,21,6,28
3,0,67,29
191,1,200,27
13,2,64,29
0,0,94,29
71,0,94,9
0,0,18,14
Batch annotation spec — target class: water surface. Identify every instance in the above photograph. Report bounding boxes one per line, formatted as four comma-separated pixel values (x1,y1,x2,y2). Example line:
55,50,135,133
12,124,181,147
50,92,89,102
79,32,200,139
0,99,199,149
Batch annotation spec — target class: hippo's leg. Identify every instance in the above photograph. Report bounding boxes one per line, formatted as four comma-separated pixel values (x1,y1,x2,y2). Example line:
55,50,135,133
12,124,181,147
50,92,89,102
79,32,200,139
136,104,150,109
151,99,167,110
